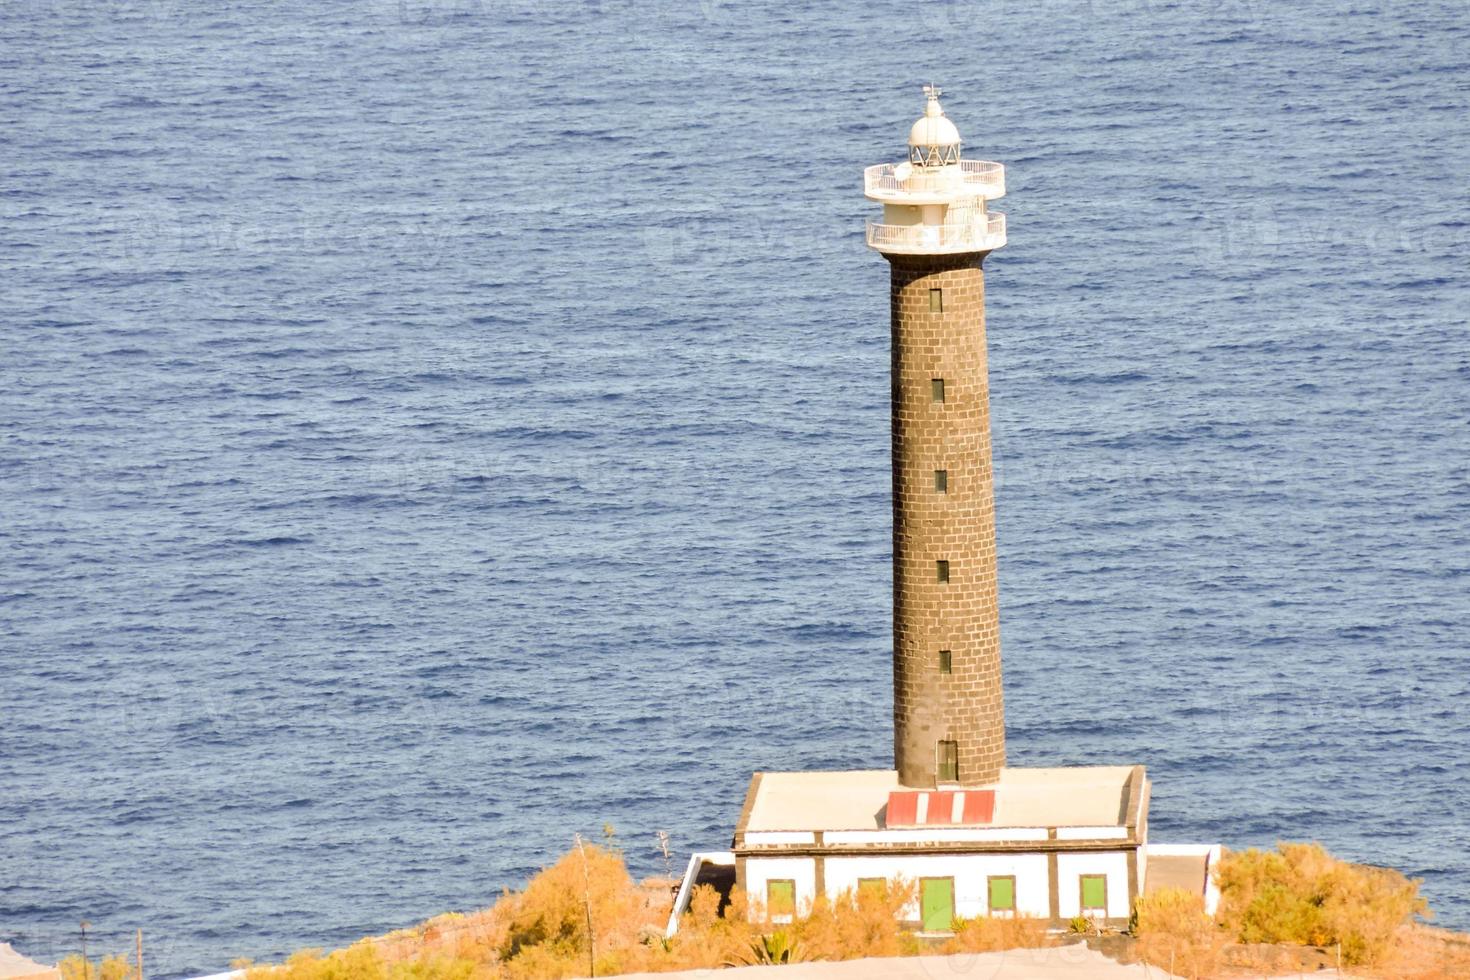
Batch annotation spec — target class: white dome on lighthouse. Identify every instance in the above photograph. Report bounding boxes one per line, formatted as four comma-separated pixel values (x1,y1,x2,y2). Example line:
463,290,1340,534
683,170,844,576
908,113,961,147
908,84,961,167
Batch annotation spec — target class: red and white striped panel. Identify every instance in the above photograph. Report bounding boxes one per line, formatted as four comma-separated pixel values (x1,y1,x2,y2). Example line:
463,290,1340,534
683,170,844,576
885,789,995,827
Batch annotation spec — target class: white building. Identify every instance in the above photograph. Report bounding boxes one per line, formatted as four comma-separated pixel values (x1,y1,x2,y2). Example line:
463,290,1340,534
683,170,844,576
670,768,1220,935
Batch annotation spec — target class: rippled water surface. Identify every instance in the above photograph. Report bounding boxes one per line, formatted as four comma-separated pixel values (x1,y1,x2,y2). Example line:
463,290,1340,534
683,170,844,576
3,0,1469,974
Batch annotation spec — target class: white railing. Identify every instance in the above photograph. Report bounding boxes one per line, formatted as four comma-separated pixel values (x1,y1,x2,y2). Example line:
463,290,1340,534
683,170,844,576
866,212,1007,254
864,160,1006,200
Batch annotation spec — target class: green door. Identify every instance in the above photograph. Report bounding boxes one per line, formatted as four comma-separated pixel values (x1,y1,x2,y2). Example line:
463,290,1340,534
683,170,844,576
920,877,954,932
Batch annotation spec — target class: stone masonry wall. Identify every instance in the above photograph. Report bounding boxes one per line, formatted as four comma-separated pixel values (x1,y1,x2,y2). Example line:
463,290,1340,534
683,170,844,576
888,251,1005,788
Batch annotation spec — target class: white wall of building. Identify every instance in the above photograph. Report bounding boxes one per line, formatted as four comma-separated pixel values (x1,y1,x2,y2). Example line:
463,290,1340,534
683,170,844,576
1056,851,1131,920
666,851,735,938
1144,843,1224,915
825,828,1048,845
743,832,817,846
823,852,1051,920
745,849,1138,925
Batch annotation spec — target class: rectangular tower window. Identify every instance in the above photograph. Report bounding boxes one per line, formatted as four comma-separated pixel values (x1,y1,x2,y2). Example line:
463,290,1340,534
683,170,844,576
931,378,945,403
938,649,952,674
929,288,943,313
935,560,950,583
767,879,796,919
937,740,959,782
934,469,948,492
988,876,1017,914
857,878,887,902
1080,875,1107,913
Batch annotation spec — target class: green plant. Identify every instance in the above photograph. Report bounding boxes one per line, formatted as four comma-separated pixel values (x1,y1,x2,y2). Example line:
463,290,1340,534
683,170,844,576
739,930,803,965
1067,915,1090,935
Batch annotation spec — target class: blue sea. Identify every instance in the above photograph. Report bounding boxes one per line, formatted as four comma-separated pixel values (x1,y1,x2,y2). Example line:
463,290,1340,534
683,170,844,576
3,0,1469,974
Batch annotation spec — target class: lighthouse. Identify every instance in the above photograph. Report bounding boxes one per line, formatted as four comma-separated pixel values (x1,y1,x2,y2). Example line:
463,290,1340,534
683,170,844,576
865,84,1008,788
667,87,1223,937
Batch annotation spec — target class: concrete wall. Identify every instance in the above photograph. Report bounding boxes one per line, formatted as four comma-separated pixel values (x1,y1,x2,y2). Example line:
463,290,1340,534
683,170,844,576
1144,843,1223,915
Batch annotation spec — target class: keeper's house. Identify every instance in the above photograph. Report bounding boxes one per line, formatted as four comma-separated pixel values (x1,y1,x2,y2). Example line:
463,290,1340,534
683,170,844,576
734,767,1149,931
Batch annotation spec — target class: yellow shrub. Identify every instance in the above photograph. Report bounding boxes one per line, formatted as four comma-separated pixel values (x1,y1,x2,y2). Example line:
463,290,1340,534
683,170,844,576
942,914,1052,954
245,939,494,980
1132,887,1226,978
59,955,134,980
245,944,383,980
665,885,761,969
788,879,917,961
244,844,650,980
1215,842,1427,966
1371,923,1470,980
498,843,642,968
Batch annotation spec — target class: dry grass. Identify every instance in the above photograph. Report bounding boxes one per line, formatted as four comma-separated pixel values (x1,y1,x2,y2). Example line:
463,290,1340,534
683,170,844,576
664,885,762,969
1363,923,1470,980
942,913,1053,954
239,837,1463,980
58,955,135,980
242,843,664,980
785,880,920,961
240,844,1060,979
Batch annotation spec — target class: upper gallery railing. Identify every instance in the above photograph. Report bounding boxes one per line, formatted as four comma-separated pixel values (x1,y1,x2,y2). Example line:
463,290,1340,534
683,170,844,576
864,160,1006,200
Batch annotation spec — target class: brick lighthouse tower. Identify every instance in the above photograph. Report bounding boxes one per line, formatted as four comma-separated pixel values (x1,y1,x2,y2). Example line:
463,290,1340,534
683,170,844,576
864,85,1009,789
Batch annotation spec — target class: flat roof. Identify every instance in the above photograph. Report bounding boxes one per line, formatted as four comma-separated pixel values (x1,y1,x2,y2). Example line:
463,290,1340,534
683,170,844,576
738,766,1144,833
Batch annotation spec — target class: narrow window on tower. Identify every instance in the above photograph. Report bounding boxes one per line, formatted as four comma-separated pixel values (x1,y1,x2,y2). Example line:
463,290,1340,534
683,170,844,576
929,288,943,313
935,560,950,582
938,649,952,674
934,469,948,492
937,740,959,782
931,378,946,403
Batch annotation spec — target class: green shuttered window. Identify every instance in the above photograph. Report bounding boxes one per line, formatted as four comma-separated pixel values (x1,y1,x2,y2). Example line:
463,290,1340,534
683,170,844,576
920,877,954,932
767,879,796,918
988,876,1016,913
1080,874,1107,911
